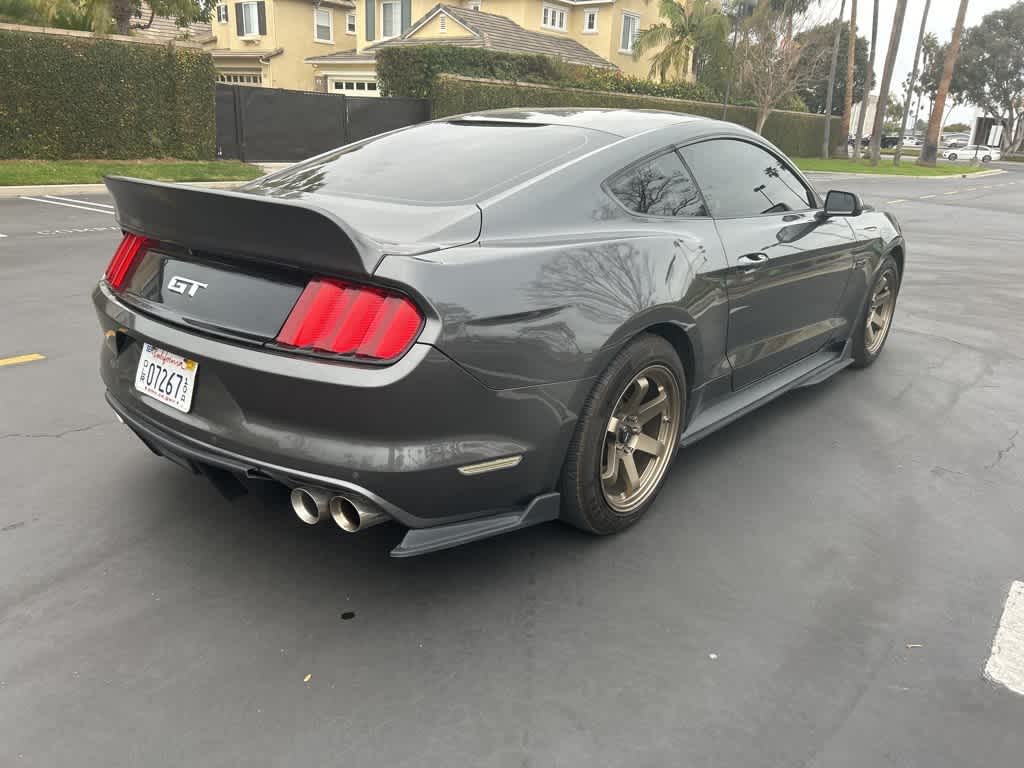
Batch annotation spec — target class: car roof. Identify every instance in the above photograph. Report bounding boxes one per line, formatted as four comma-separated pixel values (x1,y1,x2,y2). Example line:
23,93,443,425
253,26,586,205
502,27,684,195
449,108,753,140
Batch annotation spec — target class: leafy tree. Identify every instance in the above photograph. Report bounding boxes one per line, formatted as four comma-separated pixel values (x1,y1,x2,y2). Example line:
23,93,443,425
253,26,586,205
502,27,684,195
943,122,970,133
794,21,870,114
738,1,828,133
633,0,731,84
954,1,1024,154
884,96,903,133
2,0,212,34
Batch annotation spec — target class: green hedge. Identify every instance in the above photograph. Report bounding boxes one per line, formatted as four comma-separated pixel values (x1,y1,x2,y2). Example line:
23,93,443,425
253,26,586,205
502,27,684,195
375,44,718,103
432,76,842,158
0,30,215,159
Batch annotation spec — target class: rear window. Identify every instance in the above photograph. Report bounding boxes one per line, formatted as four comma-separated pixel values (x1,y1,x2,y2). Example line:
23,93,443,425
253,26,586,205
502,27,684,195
248,121,612,204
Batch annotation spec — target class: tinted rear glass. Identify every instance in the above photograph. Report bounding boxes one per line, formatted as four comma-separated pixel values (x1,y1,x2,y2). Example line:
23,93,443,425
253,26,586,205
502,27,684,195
248,121,612,204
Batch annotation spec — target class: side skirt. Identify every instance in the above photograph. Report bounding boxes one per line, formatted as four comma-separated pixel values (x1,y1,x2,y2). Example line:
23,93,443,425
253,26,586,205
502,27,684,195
679,341,852,448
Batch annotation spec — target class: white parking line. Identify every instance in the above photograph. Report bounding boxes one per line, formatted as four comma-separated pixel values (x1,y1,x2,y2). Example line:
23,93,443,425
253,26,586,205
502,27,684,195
966,187,978,192
0,233,7,238
920,194,936,199
886,199,908,204
944,190,959,195
985,581,1024,696
19,196,114,215
42,194,114,209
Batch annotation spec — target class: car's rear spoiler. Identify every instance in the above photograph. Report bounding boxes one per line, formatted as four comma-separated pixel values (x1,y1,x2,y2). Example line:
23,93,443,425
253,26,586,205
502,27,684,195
105,176,383,276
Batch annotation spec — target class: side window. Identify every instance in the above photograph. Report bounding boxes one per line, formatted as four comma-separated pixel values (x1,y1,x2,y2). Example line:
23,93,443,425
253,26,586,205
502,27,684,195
607,151,707,217
679,139,813,217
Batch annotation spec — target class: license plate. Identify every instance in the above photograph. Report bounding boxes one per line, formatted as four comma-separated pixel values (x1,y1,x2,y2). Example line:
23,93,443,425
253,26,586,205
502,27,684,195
134,343,198,413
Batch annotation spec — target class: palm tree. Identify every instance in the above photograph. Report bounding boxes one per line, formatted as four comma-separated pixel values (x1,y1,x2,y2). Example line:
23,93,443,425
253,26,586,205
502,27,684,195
821,0,847,158
868,0,908,165
919,0,969,166
894,0,931,165
838,0,858,156
852,0,878,160
633,0,730,82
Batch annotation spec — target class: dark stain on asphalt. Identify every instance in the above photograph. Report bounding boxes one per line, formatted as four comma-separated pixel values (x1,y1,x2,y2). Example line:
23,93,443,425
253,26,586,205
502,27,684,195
2,521,25,532
341,611,356,620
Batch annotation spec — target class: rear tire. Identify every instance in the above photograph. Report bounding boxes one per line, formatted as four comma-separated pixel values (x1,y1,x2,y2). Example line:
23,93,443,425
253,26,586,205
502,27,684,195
982,155,992,163
851,256,900,369
560,334,685,534
948,152,958,161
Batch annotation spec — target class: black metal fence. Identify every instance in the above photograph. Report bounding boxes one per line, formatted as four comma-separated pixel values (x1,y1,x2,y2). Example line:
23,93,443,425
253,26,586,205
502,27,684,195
216,84,431,163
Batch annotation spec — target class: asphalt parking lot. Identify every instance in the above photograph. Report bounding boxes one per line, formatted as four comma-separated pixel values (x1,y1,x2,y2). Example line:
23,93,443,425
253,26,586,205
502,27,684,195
2,167,1023,767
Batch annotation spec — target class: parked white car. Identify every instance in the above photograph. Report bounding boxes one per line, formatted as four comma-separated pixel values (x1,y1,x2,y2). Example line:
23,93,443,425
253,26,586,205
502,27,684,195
901,136,922,147
941,145,1001,162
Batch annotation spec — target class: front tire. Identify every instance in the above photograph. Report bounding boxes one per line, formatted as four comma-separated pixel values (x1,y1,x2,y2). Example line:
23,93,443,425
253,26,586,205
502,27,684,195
560,334,685,534
948,152,958,161
982,155,992,163
852,256,900,368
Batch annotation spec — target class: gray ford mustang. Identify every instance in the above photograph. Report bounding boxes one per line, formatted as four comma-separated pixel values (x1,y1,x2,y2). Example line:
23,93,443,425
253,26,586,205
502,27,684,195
94,109,904,556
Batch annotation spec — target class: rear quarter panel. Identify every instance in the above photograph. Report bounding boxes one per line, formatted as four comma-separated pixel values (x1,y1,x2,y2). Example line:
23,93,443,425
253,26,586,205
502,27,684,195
375,134,733,394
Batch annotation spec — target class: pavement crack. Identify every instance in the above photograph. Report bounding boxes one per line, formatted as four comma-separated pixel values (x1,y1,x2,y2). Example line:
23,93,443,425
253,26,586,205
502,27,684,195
0,421,110,441
986,429,1019,470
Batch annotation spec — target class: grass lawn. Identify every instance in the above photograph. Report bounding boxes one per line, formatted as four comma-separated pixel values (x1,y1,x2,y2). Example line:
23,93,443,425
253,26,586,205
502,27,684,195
0,159,264,186
793,157,992,176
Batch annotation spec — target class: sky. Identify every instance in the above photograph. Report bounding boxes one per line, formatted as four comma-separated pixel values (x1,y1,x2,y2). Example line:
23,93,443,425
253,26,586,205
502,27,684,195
813,0,1014,124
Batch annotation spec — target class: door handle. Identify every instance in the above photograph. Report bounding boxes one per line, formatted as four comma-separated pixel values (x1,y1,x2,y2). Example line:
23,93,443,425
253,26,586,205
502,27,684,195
736,252,768,266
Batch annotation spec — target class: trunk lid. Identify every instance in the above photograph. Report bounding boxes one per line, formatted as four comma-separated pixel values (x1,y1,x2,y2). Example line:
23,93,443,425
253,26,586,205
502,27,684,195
104,177,480,343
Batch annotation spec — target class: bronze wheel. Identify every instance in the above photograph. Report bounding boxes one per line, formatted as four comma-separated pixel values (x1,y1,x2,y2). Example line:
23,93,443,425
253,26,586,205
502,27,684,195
864,269,897,355
600,364,682,514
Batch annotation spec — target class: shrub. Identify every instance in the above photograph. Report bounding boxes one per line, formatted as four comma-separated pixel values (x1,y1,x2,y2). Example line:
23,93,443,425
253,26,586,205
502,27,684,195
375,45,718,103
432,76,842,158
0,29,215,159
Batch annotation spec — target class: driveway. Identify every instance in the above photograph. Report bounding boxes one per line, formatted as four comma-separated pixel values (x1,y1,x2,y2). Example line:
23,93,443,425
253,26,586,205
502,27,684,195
1,171,1022,767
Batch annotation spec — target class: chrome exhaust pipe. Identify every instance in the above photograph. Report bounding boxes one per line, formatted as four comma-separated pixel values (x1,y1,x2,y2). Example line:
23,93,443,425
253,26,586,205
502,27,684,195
329,495,389,533
290,487,332,525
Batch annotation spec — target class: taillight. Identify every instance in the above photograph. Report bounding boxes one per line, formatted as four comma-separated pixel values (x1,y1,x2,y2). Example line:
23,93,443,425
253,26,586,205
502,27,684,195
104,233,154,290
276,278,423,362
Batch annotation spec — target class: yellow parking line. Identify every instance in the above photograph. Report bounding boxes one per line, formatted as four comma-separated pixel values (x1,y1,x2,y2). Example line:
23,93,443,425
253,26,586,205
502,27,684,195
0,353,46,368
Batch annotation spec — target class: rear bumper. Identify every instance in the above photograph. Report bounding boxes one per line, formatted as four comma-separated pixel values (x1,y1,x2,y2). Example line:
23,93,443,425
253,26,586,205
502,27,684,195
94,283,583,527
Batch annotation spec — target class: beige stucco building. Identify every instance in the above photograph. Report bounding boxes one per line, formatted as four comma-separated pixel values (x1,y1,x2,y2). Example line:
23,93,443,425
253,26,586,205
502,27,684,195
198,0,681,93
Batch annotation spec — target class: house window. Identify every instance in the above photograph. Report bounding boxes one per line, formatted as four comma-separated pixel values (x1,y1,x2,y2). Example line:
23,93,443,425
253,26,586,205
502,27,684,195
583,9,597,33
346,13,356,33
314,7,332,42
239,1,261,37
216,4,228,23
217,72,262,85
381,0,400,37
439,14,448,32
541,4,566,32
332,80,380,97
620,12,639,52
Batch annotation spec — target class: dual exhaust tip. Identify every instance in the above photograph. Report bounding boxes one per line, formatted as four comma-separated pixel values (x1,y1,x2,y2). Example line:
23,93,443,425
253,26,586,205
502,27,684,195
290,486,388,533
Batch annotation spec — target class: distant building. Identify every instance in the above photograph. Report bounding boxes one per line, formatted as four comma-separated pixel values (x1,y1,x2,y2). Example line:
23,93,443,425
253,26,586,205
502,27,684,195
848,93,878,137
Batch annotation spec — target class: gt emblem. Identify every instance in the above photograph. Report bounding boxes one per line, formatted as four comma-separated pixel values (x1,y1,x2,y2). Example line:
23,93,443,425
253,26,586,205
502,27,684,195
167,276,209,297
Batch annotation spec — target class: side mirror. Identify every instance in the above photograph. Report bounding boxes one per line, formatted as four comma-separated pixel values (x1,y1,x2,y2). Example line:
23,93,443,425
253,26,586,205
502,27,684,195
818,190,863,219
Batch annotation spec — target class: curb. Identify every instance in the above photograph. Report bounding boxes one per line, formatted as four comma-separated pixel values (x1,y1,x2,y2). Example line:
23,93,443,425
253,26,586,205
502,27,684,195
802,168,1008,181
0,180,247,199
